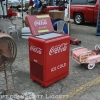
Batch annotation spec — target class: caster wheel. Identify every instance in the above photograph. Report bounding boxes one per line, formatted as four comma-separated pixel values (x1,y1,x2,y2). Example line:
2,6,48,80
41,85,44,87
32,80,35,82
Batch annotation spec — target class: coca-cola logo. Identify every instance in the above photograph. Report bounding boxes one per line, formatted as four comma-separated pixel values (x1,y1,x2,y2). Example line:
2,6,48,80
49,43,68,56
34,19,47,26
30,46,42,54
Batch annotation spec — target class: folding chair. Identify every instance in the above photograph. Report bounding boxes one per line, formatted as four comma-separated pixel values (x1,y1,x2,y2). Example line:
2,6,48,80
53,20,67,33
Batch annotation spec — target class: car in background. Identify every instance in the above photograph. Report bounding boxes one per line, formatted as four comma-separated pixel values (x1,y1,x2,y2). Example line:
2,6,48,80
70,0,99,24
8,0,29,12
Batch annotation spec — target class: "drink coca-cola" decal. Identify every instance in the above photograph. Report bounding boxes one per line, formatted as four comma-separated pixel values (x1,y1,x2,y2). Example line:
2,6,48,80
30,46,42,54
49,43,68,56
34,19,47,26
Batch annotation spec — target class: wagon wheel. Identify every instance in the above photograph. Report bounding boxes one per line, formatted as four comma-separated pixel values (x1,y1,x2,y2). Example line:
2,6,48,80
87,64,95,70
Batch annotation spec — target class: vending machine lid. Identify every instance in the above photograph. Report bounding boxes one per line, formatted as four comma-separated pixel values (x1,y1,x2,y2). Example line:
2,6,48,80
35,32,62,39
26,14,54,36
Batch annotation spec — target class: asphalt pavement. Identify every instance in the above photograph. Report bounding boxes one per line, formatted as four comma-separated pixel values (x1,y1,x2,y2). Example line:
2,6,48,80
0,16,100,100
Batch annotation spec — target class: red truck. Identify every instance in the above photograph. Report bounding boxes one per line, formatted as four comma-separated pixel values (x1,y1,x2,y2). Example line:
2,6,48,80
70,0,99,24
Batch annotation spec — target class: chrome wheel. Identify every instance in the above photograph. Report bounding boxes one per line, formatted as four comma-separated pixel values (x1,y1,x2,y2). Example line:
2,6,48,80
74,13,84,25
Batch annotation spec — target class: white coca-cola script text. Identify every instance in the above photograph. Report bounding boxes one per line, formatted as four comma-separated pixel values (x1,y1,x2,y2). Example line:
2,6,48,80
49,43,68,56
34,19,47,26
30,46,42,54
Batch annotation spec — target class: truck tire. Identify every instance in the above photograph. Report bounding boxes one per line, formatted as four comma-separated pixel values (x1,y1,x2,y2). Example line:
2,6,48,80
74,13,84,25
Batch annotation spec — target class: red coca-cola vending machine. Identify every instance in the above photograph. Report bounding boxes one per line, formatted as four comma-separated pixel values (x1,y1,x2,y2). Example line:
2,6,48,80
26,15,70,87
